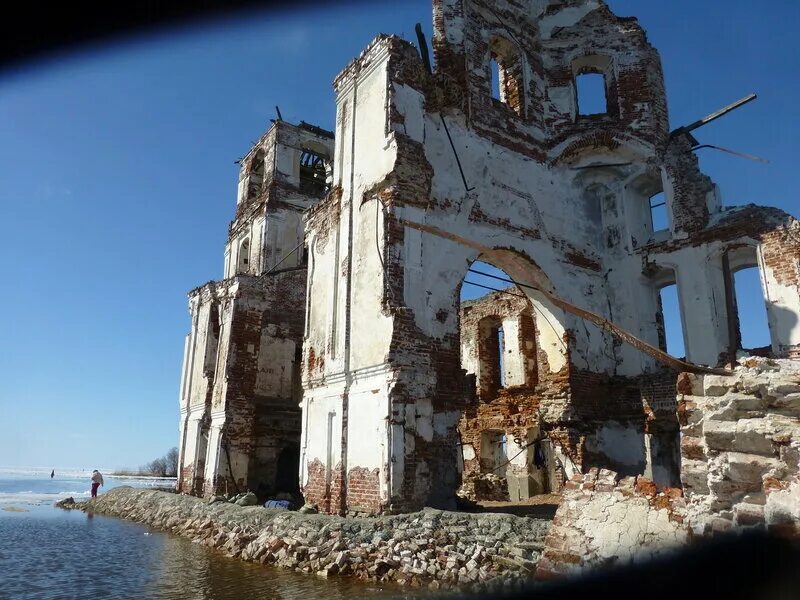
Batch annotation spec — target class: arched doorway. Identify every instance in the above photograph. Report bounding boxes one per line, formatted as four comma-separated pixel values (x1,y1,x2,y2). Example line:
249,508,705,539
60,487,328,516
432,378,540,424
456,252,569,504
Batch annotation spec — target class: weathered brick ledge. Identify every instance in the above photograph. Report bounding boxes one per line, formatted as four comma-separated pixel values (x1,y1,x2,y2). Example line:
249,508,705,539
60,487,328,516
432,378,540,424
59,487,551,592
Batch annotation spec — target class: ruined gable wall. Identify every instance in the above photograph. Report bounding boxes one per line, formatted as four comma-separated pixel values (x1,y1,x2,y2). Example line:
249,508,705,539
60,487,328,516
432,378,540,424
298,1,799,513
431,0,668,161
336,20,668,509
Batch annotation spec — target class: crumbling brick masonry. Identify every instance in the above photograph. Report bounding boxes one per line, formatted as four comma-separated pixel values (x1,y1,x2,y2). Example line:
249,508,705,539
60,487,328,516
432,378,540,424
178,1,800,521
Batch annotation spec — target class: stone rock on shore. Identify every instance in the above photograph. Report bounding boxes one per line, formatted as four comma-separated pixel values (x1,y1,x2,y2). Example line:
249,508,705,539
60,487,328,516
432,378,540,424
64,486,552,593
55,497,76,509
235,492,258,507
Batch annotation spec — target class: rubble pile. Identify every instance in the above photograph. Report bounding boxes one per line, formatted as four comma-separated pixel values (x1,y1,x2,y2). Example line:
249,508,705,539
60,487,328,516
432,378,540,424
535,469,688,579
457,473,510,502
536,358,800,579
62,487,551,592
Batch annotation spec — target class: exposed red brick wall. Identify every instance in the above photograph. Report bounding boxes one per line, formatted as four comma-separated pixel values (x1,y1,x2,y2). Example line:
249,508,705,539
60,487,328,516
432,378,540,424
346,467,382,514
303,459,330,513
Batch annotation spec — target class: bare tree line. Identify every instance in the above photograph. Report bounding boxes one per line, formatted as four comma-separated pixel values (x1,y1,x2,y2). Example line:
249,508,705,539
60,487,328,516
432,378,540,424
113,447,179,477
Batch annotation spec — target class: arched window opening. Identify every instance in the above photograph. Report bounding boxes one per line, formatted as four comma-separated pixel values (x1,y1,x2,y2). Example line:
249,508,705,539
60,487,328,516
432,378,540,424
576,72,607,116
723,247,771,354
648,265,687,358
460,260,540,399
237,238,250,274
627,174,668,248
247,150,265,200
487,37,525,117
299,149,329,196
496,324,506,388
649,191,668,232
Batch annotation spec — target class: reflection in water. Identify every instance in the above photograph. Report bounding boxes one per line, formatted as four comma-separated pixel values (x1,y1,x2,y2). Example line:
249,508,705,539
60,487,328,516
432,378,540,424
148,532,386,600
0,508,423,600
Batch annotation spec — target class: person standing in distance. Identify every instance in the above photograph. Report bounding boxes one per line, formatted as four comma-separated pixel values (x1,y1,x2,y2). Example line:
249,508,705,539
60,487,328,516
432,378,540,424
90,470,104,498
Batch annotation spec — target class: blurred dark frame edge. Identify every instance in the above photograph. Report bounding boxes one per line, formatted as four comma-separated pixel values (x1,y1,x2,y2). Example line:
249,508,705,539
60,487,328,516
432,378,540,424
3,2,799,599
483,530,800,600
0,0,369,75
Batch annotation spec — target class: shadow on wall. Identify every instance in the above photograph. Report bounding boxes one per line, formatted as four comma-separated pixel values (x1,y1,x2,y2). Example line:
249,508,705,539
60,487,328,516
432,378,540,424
583,421,646,477
767,305,799,357
459,531,800,600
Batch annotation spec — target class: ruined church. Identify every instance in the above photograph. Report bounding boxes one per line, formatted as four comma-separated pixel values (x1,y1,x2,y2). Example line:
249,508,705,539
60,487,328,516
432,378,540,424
176,0,800,516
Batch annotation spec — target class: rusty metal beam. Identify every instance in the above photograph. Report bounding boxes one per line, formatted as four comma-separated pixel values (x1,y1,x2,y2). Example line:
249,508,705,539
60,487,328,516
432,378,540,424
398,217,732,376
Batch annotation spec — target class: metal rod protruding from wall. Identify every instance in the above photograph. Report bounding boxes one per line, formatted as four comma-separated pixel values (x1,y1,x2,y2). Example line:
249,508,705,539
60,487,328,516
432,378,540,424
670,93,757,139
415,23,432,75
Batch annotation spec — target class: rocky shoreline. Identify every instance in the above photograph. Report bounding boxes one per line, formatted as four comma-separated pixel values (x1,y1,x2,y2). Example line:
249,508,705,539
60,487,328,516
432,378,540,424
58,487,552,592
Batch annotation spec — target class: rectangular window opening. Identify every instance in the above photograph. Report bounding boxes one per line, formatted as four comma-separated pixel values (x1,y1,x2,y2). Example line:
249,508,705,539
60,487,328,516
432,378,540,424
576,72,607,116
658,284,685,358
650,192,669,232
733,267,771,350
489,58,501,101
497,326,506,388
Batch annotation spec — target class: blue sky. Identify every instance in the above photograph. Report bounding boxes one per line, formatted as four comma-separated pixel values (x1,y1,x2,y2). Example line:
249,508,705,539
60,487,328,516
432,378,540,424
1,1,797,469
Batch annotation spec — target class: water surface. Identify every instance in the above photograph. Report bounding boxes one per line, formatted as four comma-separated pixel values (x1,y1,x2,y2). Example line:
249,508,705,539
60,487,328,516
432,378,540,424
0,469,424,600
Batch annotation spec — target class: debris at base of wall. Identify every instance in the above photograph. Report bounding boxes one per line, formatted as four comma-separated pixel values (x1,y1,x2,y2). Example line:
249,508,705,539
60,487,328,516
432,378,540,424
536,357,800,580
457,473,510,502
71,487,552,592
535,469,689,580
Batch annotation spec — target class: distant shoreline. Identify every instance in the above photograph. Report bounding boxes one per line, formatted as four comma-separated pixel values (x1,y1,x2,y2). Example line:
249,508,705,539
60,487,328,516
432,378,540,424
107,472,177,481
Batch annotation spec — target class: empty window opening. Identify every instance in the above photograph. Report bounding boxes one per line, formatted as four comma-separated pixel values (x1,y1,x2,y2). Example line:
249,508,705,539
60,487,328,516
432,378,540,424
237,238,250,273
461,260,540,396
247,150,265,199
461,262,513,302
299,149,328,196
649,192,668,232
626,174,665,246
487,37,525,116
477,317,505,395
497,326,506,388
519,310,539,387
733,267,770,350
658,284,685,358
576,72,607,116
489,58,501,100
